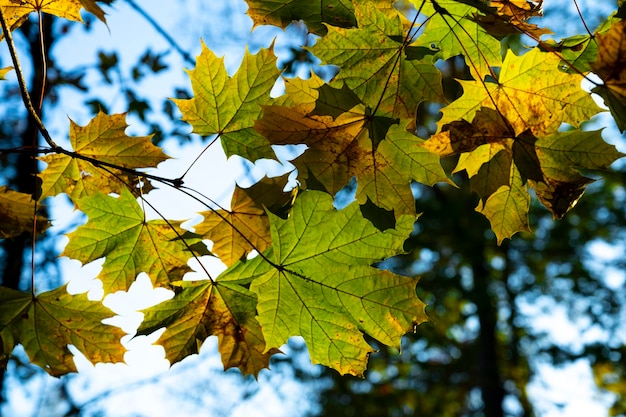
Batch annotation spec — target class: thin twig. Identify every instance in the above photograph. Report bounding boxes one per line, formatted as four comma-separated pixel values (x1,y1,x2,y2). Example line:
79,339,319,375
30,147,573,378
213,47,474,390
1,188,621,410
124,0,195,66
572,0,594,38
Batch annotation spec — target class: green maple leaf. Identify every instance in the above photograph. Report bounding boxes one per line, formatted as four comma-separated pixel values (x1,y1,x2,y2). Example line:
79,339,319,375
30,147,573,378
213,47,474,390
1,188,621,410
410,0,502,80
63,188,207,294
439,48,602,137
0,285,124,376
245,0,357,35
39,112,169,201
542,35,598,74
541,13,616,75
174,43,281,161
138,280,279,377
219,190,428,376
535,130,624,181
255,104,449,218
432,109,531,242
0,187,49,238
310,2,444,119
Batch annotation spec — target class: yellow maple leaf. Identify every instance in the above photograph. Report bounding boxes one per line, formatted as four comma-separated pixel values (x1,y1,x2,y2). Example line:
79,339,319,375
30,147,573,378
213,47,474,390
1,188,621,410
439,48,602,137
138,281,280,377
195,186,272,267
0,0,105,35
0,186,49,238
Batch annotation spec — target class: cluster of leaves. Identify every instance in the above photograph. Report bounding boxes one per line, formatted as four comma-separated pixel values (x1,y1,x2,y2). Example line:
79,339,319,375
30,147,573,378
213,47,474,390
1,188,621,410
0,0,625,379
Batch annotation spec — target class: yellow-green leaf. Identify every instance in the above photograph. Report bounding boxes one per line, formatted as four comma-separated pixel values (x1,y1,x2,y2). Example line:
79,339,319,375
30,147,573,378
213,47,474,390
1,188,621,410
256,104,449,218
0,285,124,376
411,0,502,80
310,2,444,119
195,186,272,267
532,129,625,218
440,48,602,137
0,186,49,238
477,167,530,243
174,43,281,161
63,188,207,294
138,280,279,377
220,190,427,376
39,112,169,201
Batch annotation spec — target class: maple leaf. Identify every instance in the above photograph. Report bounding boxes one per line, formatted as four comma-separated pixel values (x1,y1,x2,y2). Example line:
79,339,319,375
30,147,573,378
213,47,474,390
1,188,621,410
476,164,530,243
540,14,616,75
240,173,296,218
255,104,449,218
0,0,106,35
174,42,281,161
425,107,514,157
411,0,502,80
429,108,624,236
138,280,279,377
310,2,444,120
39,112,169,201
427,108,530,241
541,35,598,74
471,0,551,39
194,173,295,267
0,285,124,376
62,188,208,294
439,48,602,137
591,19,626,132
532,129,625,218
245,0,357,35
455,141,512,200
219,190,428,376
0,186,49,238
195,186,271,268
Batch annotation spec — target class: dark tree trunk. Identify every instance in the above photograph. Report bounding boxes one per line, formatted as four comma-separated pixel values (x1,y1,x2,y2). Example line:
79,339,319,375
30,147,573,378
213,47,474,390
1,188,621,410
0,14,54,405
471,244,506,417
